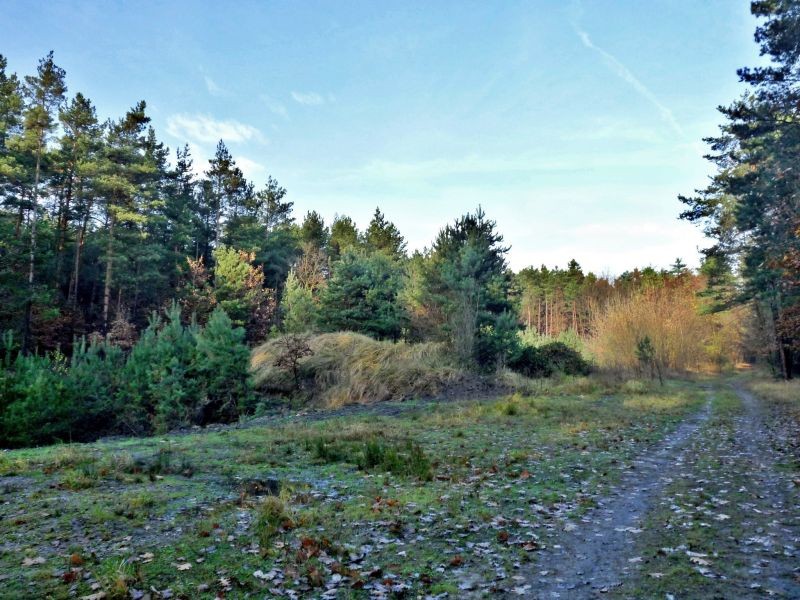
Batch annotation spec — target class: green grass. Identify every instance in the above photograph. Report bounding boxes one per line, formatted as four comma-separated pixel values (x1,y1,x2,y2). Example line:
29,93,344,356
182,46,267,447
0,376,706,598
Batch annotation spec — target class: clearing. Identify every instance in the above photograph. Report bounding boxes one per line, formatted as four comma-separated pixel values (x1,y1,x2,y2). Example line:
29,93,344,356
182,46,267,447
0,374,798,599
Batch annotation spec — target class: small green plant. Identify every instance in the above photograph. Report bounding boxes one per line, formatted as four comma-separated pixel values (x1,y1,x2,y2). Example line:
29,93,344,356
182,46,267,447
622,379,649,394
357,438,433,480
636,336,663,386
309,437,348,463
255,496,290,547
60,467,97,490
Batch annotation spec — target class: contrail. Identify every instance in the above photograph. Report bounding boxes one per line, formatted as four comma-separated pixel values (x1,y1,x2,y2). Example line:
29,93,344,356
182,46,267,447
576,27,685,138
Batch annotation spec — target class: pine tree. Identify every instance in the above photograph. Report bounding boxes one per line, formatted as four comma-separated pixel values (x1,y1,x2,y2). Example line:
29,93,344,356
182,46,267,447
425,207,511,365
318,250,407,340
300,210,329,250
364,207,406,259
204,140,247,256
19,52,66,353
329,214,360,260
281,270,318,333
55,93,101,303
194,307,251,424
679,1,800,377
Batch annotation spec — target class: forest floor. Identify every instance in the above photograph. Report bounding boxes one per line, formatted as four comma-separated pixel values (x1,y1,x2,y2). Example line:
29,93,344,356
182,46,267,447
0,373,798,599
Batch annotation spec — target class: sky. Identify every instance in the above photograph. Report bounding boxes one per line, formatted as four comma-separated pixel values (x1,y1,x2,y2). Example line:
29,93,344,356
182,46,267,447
2,0,763,275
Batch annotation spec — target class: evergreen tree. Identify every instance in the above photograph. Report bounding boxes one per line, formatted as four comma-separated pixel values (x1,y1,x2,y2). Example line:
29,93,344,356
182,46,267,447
281,269,318,333
364,207,406,259
96,102,155,330
318,250,407,340
197,140,251,265
300,210,329,250
19,52,66,353
212,246,275,341
329,214,360,260
679,1,800,377
194,307,251,424
424,207,511,365
56,93,102,307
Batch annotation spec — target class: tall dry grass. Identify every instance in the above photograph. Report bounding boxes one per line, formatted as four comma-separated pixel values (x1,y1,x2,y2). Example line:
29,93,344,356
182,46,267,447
251,332,463,407
589,283,741,374
748,378,800,404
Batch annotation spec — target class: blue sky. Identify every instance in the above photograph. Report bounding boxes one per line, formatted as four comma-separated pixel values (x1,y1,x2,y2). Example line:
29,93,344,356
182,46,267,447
3,1,761,274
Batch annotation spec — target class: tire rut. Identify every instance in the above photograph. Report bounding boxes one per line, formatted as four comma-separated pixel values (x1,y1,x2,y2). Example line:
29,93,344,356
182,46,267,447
527,394,713,599
729,385,800,597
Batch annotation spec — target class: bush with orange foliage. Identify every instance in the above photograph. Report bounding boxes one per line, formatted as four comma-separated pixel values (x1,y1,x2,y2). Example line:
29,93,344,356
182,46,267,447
589,276,741,375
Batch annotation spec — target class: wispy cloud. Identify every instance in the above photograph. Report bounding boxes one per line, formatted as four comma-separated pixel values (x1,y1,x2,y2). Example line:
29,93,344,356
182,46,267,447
261,95,289,119
575,28,684,138
291,91,325,106
236,156,266,179
166,113,265,144
321,148,690,185
204,75,225,96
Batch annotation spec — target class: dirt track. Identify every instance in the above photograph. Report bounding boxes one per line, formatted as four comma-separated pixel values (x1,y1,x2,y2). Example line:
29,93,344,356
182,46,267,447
528,385,800,599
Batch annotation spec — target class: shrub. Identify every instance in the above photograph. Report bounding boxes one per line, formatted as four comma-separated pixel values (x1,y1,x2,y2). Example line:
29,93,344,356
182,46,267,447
474,311,520,370
194,307,253,424
118,303,200,433
508,341,591,378
0,304,254,448
589,282,740,373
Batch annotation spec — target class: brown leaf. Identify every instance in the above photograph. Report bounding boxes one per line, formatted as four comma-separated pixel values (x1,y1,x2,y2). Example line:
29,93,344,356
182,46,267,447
449,555,464,567
521,541,539,551
306,566,324,587
62,570,79,583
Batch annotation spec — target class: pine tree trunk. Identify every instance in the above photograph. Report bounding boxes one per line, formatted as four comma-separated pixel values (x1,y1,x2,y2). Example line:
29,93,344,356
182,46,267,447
537,297,541,334
102,216,115,333
55,169,75,292
68,185,90,307
772,297,789,380
22,138,43,355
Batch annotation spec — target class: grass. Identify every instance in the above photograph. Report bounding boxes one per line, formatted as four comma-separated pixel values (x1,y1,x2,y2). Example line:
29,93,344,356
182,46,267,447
251,331,464,406
0,375,707,598
748,378,800,403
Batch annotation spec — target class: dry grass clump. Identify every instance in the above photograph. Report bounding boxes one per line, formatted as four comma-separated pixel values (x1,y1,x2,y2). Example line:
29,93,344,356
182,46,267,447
499,368,627,397
749,379,800,404
251,332,463,407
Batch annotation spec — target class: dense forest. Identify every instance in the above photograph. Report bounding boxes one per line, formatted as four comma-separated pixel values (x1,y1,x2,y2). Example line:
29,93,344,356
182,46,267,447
0,1,797,448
